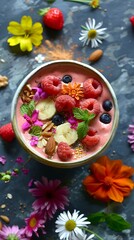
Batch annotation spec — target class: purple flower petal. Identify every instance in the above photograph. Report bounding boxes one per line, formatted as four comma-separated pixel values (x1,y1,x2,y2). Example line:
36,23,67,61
31,110,39,122
16,156,24,164
22,122,31,131
34,120,43,127
23,114,31,123
0,156,6,165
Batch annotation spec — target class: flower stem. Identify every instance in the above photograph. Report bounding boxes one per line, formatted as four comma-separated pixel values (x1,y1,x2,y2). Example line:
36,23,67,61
80,227,104,240
64,0,91,4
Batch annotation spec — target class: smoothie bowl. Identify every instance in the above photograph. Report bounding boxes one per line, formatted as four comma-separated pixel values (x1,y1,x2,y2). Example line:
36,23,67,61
11,60,119,168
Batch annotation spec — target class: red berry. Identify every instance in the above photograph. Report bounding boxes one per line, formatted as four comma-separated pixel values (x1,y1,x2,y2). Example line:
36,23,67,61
57,142,73,161
80,98,100,115
0,123,15,142
43,8,64,30
81,128,100,148
41,75,61,95
130,16,134,26
83,78,102,98
55,95,76,112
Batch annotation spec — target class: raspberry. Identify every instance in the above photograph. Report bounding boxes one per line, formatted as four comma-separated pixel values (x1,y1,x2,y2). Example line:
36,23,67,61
81,128,100,148
57,142,73,161
0,123,15,142
55,95,76,112
83,78,102,98
41,75,61,95
80,98,100,115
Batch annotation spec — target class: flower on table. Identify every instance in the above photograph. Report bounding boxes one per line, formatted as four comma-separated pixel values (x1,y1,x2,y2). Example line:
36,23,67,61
35,54,45,63
29,177,69,219
24,212,46,238
55,210,91,240
7,16,43,52
22,110,43,131
83,155,134,203
79,18,107,48
90,0,100,8
128,122,134,152
0,156,6,165
0,225,24,240
16,156,24,164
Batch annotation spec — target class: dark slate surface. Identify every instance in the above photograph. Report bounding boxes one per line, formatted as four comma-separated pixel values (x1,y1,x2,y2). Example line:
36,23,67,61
0,0,134,239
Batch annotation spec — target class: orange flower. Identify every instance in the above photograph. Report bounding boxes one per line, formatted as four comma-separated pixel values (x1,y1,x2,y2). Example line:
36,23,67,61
62,82,84,100
83,156,134,203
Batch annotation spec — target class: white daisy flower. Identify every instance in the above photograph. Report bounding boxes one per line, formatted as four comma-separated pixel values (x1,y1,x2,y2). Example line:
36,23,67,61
75,233,95,240
79,18,107,48
55,210,91,240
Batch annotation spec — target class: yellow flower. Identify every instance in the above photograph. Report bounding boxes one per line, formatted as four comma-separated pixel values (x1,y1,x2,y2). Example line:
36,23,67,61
7,16,43,52
89,0,100,8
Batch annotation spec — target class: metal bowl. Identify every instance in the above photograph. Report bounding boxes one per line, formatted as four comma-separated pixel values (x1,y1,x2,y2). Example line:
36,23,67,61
11,60,119,168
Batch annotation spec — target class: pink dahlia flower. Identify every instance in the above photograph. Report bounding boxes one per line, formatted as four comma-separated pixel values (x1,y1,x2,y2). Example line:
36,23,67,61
24,211,46,238
29,177,69,219
0,225,24,240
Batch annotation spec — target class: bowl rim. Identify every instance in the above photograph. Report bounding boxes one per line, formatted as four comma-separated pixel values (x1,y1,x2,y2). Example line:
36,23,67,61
11,60,119,168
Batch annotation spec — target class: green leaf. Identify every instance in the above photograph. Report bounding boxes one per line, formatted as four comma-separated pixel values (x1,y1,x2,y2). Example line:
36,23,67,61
29,126,42,136
77,121,88,139
20,104,29,115
28,100,35,116
73,108,95,122
88,212,106,225
38,7,50,16
105,213,131,232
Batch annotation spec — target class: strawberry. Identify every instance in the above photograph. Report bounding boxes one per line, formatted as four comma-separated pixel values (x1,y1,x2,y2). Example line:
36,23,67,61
0,122,15,142
39,7,64,30
130,16,134,26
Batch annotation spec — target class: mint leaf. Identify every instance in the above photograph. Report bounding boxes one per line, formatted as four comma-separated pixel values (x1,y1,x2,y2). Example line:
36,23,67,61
29,126,42,136
20,104,29,115
77,121,88,139
88,212,106,225
105,213,131,232
73,108,96,122
28,100,35,116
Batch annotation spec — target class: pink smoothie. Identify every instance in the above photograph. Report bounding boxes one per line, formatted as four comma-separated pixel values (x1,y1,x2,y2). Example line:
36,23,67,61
15,62,116,164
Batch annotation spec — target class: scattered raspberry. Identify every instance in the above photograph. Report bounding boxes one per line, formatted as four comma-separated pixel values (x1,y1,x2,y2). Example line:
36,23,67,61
57,142,73,161
55,95,76,112
41,75,61,95
130,16,134,26
0,123,15,142
83,78,102,98
81,128,100,148
80,98,100,115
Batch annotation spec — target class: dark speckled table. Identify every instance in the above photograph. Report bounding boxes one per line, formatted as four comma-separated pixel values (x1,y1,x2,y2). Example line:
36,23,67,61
0,0,134,239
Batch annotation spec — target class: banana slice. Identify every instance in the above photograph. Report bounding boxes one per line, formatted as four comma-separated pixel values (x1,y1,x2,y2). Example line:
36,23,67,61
54,122,78,145
35,98,56,120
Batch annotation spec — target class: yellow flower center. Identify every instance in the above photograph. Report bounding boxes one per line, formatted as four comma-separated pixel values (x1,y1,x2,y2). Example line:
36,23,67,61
65,220,76,231
90,0,100,8
88,29,97,39
29,217,37,228
104,176,113,188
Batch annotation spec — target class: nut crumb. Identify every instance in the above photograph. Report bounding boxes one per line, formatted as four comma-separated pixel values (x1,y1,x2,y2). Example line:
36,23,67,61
0,75,8,88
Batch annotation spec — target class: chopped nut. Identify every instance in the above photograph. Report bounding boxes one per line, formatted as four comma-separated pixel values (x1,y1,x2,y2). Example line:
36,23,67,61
20,84,35,103
41,121,54,140
0,215,10,223
0,75,8,88
0,204,6,209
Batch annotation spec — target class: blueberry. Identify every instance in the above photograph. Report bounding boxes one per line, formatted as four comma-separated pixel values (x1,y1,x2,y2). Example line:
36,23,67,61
62,75,72,84
100,113,111,124
103,100,113,111
52,114,65,126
